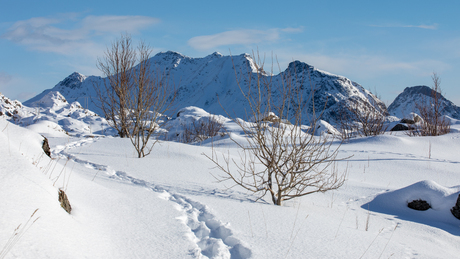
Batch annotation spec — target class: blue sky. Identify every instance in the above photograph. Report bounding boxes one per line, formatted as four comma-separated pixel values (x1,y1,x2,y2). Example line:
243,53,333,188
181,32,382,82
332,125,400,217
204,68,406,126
1,0,459,105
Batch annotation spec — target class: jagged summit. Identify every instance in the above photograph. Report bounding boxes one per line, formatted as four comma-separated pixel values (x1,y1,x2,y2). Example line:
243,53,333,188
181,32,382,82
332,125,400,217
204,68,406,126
388,85,460,119
58,72,86,89
208,52,223,58
154,51,187,60
286,60,314,74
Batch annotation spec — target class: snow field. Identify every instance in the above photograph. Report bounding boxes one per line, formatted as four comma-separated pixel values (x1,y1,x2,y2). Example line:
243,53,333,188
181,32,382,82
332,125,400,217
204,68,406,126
1,114,460,258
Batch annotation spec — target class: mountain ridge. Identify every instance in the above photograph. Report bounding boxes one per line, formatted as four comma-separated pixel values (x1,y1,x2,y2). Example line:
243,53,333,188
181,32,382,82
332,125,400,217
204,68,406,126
25,51,385,125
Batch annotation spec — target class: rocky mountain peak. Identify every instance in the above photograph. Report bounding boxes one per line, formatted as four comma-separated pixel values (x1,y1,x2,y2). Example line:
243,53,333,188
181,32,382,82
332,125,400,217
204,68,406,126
388,85,460,119
58,72,86,90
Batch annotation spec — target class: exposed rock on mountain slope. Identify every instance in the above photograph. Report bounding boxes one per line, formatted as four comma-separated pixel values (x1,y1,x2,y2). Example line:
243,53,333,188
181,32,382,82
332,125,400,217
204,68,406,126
2,91,113,136
25,51,386,125
1,93,35,122
388,85,460,120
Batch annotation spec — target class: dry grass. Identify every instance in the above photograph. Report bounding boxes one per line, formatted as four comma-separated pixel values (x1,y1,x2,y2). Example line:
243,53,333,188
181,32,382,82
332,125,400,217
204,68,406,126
0,209,40,259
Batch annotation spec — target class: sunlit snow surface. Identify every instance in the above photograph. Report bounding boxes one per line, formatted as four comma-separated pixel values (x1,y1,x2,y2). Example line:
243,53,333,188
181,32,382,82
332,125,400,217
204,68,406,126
1,95,460,258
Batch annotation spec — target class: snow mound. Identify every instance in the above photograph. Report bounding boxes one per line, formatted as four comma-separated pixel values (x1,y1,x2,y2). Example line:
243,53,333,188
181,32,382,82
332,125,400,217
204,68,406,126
164,106,229,142
313,120,340,136
25,91,68,109
366,180,460,233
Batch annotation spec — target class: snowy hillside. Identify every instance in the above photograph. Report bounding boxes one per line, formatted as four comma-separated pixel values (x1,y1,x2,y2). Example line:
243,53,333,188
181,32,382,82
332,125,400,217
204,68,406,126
388,85,460,119
25,51,385,125
1,92,114,137
2,90,460,258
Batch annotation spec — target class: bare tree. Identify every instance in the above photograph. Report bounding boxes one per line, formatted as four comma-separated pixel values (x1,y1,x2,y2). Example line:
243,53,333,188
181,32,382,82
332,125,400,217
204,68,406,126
95,35,173,157
126,41,174,157
205,52,348,206
95,34,135,138
414,73,450,136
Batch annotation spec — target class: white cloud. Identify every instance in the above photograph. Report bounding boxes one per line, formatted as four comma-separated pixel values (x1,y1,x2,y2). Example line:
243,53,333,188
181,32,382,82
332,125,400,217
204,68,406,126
270,49,450,81
81,15,160,34
370,23,438,30
281,27,304,33
188,27,302,51
1,14,160,55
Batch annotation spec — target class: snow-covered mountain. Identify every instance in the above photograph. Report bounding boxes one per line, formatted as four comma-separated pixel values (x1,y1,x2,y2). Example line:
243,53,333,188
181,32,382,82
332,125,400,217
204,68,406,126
25,51,386,125
388,85,460,119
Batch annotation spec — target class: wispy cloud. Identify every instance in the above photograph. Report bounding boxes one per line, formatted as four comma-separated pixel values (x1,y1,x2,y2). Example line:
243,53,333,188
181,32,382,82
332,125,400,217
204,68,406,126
269,48,450,81
0,72,12,86
81,15,160,34
1,14,160,55
370,23,438,30
188,27,303,51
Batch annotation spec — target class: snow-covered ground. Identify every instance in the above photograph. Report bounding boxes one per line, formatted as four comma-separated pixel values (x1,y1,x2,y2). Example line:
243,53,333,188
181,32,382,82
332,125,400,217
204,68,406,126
1,101,460,258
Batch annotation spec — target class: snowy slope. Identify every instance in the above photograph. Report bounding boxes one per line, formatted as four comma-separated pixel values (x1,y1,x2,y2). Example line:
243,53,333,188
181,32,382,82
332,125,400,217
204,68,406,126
2,91,114,137
388,85,460,119
25,51,386,125
3,87,460,258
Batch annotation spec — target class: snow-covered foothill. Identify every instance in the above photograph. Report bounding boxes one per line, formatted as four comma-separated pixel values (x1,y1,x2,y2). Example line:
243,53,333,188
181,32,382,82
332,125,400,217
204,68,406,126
3,91,115,137
388,85,460,120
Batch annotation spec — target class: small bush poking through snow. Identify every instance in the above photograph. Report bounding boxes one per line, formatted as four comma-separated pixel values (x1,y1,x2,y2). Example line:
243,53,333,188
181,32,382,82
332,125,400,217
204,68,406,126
182,115,224,143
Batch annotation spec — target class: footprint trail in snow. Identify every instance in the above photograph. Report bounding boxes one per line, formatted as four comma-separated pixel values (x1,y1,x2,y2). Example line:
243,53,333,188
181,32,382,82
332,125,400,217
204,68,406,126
54,137,252,259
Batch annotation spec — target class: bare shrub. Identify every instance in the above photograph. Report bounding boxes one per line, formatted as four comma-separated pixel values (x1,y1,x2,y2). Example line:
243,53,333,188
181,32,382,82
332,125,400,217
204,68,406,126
182,115,224,143
337,95,387,139
205,51,348,206
412,73,450,136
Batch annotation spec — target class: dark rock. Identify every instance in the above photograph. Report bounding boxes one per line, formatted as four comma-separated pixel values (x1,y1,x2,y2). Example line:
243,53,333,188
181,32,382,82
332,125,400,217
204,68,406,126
42,136,51,157
401,118,415,124
390,124,410,131
408,199,431,211
451,194,460,220
58,189,72,214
